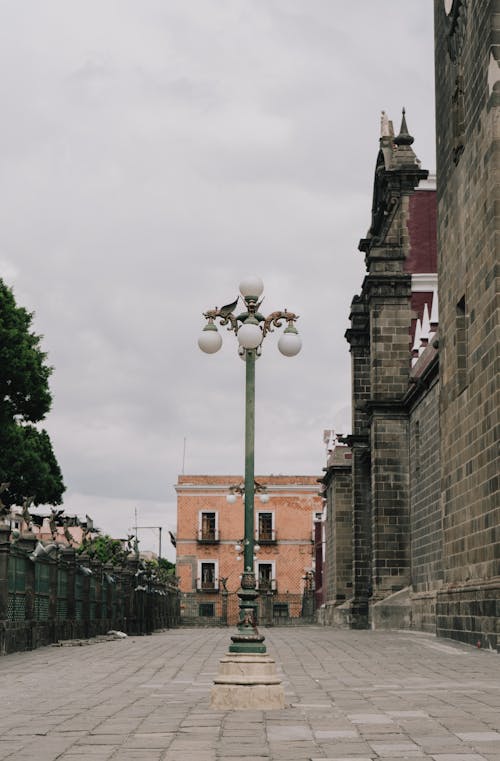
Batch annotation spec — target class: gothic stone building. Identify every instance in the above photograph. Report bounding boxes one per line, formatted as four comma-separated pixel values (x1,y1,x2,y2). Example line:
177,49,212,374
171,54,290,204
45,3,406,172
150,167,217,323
433,0,499,647
319,0,499,650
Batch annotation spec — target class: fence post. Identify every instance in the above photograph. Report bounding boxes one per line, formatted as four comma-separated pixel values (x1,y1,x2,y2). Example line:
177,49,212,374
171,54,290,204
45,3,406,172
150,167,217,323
122,564,134,634
63,547,76,619
90,559,101,635
48,556,57,629
19,534,36,650
0,525,10,622
79,554,91,638
103,563,113,626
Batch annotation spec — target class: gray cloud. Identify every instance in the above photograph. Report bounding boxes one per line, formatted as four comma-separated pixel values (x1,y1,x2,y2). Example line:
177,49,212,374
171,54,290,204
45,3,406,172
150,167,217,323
0,1,435,560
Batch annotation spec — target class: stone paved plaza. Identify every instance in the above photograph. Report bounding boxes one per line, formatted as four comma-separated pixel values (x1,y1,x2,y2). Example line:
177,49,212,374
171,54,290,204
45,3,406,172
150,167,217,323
1,626,500,761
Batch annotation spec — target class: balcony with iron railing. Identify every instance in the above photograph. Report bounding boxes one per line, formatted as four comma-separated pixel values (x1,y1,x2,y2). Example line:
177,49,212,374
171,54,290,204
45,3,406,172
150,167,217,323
255,528,277,544
197,528,220,544
196,577,219,593
257,577,277,593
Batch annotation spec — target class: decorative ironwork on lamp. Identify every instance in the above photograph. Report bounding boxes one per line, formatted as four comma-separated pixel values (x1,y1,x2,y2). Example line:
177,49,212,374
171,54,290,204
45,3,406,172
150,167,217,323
198,276,301,654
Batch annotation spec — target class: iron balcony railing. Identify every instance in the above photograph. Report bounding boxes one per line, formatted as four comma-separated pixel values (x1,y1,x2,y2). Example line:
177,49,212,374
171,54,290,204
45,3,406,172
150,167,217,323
196,577,219,592
197,528,220,543
257,577,277,592
255,528,277,544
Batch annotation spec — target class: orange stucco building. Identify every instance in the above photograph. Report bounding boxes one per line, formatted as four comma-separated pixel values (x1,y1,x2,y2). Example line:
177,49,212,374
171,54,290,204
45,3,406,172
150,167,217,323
175,474,322,625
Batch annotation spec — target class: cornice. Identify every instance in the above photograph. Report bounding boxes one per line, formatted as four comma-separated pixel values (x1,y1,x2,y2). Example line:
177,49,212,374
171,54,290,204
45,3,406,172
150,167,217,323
359,399,408,419
361,272,412,301
404,352,439,409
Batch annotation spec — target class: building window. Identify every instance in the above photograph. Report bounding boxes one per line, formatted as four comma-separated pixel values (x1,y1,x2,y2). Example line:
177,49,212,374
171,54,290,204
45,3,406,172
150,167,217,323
273,603,289,620
197,561,218,591
256,561,276,592
312,511,323,541
256,511,276,543
415,420,420,477
197,511,219,542
452,73,465,165
199,603,214,617
456,295,467,394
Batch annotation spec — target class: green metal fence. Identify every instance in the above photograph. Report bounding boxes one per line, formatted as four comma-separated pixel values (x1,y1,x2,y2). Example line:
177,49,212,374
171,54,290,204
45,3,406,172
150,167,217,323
56,567,68,621
0,531,180,655
8,554,26,622
34,562,50,621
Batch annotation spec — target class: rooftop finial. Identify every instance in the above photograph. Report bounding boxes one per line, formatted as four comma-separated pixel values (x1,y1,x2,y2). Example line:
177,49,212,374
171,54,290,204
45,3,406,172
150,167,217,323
381,111,390,137
380,110,394,139
394,107,414,146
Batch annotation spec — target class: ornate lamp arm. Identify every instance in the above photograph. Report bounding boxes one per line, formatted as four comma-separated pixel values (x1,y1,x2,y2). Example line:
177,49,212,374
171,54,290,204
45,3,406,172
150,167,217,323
203,307,239,333
262,310,299,337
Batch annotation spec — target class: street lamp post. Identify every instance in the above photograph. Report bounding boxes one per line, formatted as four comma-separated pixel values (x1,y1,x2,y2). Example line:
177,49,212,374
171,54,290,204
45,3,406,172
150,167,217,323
198,275,301,657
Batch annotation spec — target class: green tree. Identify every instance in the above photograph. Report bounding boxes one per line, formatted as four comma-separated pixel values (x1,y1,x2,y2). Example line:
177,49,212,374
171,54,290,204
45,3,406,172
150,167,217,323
0,279,65,507
158,557,175,576
143,557,176,583
78,534,127,564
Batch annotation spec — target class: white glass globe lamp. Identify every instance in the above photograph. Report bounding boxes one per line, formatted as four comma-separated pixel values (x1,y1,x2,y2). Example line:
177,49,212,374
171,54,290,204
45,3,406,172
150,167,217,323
235,543,242,553
237,320,262,349
254,544,261,553
259,492,269,503
198,323,222,354
278,325,302,357
226,493,237,504
239,275,264,301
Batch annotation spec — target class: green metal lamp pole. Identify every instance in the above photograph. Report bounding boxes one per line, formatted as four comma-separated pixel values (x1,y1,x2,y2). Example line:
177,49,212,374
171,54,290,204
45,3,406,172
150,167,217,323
198,276,301,654
244,348,256,581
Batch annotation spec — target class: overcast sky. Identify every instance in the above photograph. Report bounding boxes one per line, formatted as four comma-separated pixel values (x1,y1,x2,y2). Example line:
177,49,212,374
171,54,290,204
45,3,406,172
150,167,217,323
0,1,435,561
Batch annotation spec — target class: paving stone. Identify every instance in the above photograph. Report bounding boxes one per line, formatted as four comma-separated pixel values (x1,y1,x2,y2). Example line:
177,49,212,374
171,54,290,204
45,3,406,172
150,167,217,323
349,713,396,724
388,711,430,718
457,734,500,743
370,741,424,754
267,724,313,741
1,628,500,761
432,756,488,761
316,741,374,755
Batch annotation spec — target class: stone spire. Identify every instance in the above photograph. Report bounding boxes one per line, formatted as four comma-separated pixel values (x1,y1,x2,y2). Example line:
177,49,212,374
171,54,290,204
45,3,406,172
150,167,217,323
411,318,422,366
420,303,431,350
380,110,394,138
391,108,420,168
394,108,414,146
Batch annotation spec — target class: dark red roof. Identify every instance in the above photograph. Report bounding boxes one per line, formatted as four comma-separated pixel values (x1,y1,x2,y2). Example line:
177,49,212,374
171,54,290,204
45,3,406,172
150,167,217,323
405,190,437,273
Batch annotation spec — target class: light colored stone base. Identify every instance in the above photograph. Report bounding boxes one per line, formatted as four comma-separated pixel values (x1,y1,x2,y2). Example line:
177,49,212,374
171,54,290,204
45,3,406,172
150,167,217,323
372,586,412,630
210,653,285,710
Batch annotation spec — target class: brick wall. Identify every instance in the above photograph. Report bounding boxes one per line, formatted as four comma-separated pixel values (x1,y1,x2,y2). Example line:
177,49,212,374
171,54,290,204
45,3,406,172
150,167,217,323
320,446,353,610
337,112,437,631
435,0,500,647
345,298,372,626
434,0,499,648
370,413,410,594
409,378,442,593
176,474,322,625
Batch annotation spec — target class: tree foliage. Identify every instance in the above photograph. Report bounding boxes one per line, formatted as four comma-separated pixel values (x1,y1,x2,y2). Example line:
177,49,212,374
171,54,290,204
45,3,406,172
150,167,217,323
157,556,176,580
0,279,65,507
78,534,129,564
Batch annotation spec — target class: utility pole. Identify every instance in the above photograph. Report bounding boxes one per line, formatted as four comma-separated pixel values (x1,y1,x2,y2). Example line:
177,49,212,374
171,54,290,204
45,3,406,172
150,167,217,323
134,526,163,559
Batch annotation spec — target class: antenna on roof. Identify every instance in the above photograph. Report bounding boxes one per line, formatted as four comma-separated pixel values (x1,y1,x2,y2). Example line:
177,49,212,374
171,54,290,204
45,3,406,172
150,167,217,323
182,437,187,475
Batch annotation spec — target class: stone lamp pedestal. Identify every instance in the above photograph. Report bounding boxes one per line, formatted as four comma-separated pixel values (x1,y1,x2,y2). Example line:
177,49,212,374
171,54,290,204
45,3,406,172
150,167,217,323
210,589,285,710
210,652,284,710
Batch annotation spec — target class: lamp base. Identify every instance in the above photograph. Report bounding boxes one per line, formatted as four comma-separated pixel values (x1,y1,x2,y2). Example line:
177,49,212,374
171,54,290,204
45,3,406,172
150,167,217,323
229,629,266,654
210,653,285,710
